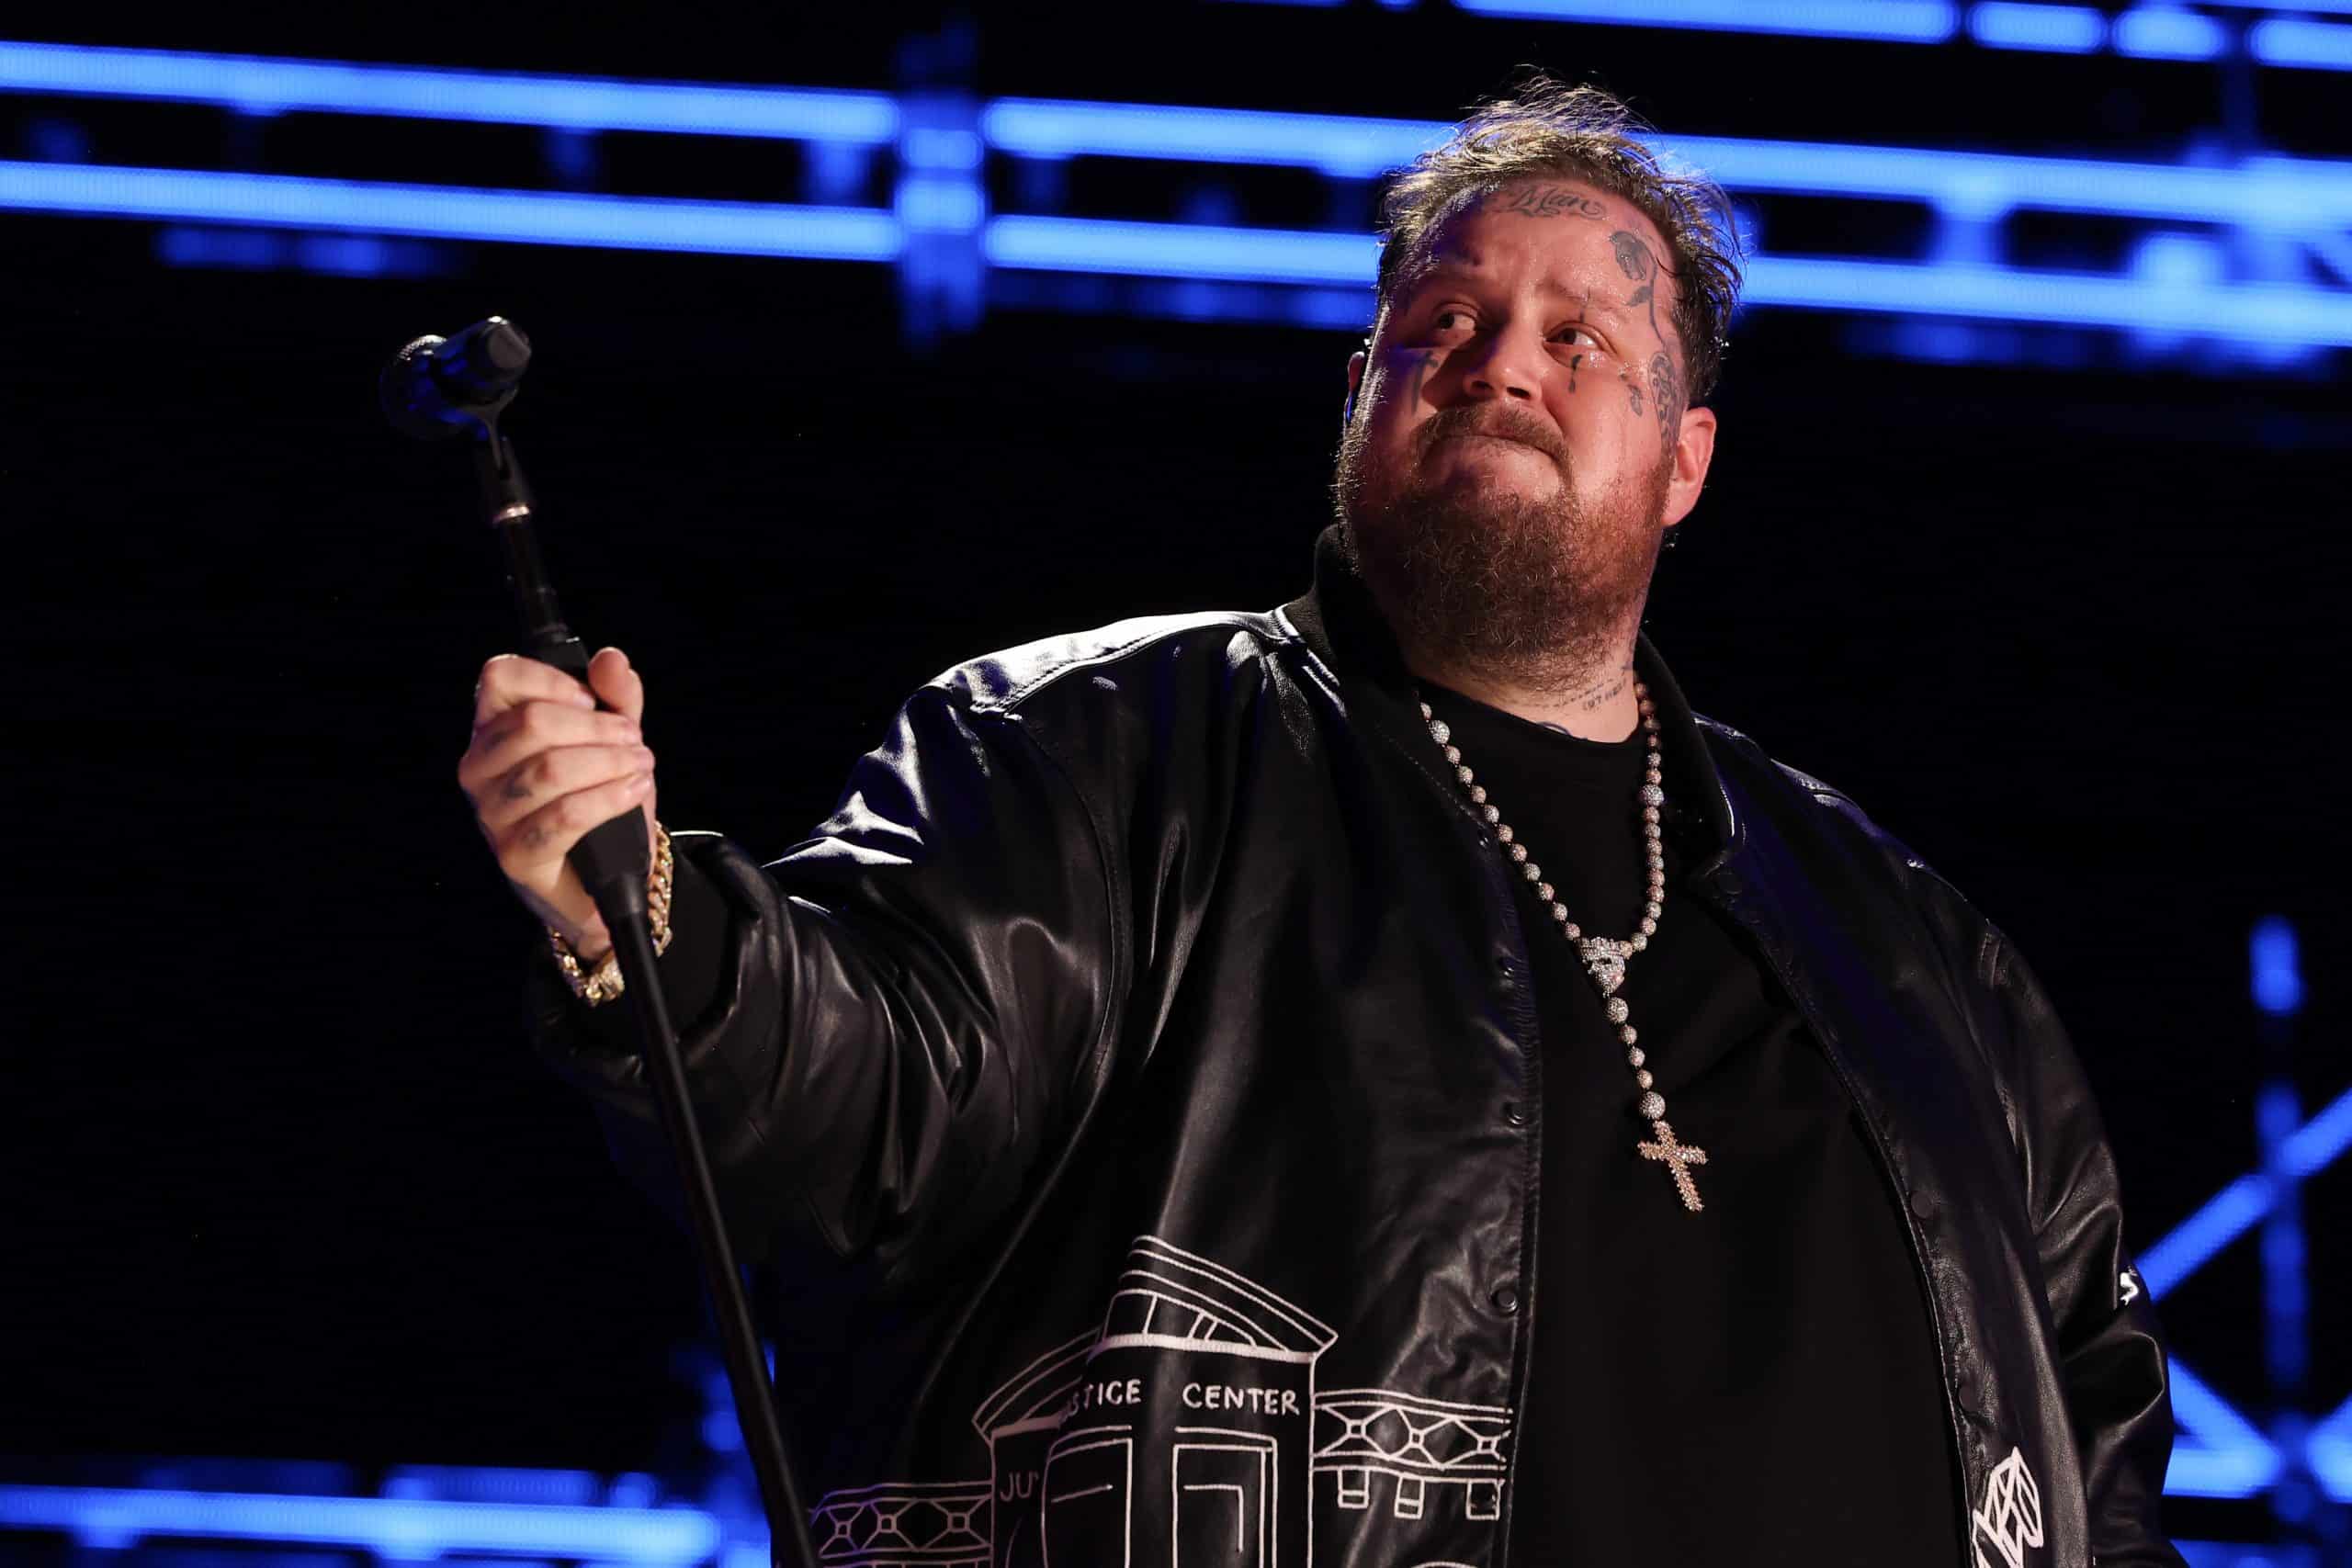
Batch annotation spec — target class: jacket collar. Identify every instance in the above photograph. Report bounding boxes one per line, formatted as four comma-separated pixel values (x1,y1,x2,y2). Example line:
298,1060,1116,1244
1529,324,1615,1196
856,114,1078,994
1277,524,1741,871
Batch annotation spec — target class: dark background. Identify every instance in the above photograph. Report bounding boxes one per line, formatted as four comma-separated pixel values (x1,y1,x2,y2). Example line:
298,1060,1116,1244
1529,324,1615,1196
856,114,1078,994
3,3,2343,1545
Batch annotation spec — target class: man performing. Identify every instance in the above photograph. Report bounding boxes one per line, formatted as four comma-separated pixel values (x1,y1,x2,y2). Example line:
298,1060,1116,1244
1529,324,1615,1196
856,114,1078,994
458,78,2184,1567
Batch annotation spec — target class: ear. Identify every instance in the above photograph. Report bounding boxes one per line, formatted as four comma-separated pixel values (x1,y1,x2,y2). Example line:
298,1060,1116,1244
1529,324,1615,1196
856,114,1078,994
1342,349,1367,427
1661,404,1718,531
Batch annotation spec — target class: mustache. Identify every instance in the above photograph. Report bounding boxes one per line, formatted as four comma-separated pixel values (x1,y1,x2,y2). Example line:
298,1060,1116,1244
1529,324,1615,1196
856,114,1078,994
1417,406,1566,468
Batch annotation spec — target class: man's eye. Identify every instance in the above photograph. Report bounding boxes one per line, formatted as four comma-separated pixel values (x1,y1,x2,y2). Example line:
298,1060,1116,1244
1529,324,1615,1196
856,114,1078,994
1430,309,1476,333
1555,324,1600,349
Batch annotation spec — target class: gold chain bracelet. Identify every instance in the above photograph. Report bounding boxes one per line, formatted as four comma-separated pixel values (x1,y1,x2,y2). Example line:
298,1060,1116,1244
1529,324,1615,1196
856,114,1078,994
548,823,673,1007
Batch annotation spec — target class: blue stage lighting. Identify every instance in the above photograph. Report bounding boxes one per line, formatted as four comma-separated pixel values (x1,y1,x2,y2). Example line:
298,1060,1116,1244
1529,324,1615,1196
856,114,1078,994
2254,17,2352,71
1968,3,2106,52
2137,1085,2352,1297
0,161,903,259
0,39,897,141
983,98,1442,177
1448,0,1957,43
2199,0,2352,12
896,175,984,233
1743,256,2352,348
1668,136,2341,228
2140,1174,2272,1300
2287,1084,2352,1179
985,215,1379,285
2251,917,2304,1017
2312,1393,2352,1502
2164,1359,2283,1499
0,1484,722,1563
2112,7,2226,61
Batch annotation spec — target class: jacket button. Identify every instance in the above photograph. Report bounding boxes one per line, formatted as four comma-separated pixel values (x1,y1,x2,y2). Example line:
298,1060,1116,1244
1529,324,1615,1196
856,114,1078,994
1490,1284,1520,1315
1502,1100,1526,1127
1714,870,1744,897
1909,1190,1934,1221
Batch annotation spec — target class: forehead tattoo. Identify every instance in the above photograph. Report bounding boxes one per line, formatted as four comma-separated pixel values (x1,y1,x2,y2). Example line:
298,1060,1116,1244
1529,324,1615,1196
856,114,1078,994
1477,183,1611,222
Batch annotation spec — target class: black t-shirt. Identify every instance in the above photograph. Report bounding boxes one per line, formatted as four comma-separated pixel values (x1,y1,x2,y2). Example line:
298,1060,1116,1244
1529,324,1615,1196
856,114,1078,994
1419,683,1964,1568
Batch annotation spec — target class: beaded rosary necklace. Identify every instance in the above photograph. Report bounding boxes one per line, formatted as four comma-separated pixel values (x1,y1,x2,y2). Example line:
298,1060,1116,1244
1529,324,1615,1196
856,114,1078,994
1418,681,1709,1213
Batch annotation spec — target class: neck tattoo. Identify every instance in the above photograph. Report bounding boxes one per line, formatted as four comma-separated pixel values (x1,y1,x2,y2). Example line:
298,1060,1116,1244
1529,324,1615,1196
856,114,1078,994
1418,681,1709,1213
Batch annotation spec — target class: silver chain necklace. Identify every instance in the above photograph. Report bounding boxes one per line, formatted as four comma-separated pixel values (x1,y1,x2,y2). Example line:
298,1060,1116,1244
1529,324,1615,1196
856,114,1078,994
1419,682,1710,1213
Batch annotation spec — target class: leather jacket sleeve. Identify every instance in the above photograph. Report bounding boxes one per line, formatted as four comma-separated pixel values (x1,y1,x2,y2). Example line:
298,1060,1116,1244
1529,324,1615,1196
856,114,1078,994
1975,923,2186,1567
526,681,1121,1292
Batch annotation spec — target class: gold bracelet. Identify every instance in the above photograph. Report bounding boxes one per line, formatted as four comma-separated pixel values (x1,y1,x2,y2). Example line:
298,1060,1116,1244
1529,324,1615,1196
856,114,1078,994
548,824,674,1008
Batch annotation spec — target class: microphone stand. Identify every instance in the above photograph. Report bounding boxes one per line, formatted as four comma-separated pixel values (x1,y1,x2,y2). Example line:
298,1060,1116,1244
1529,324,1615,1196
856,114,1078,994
420,384,818,1568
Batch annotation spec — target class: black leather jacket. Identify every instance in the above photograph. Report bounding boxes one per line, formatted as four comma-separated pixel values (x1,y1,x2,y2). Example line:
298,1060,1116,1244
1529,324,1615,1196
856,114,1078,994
535,528,2183,1567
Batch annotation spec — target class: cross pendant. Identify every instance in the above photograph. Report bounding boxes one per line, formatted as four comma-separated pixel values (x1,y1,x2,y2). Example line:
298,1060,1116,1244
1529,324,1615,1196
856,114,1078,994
1636,1119,1709,1213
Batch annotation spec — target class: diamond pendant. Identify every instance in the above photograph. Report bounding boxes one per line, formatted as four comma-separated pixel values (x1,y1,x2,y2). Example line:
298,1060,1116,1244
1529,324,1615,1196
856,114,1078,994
1577,937,1633,997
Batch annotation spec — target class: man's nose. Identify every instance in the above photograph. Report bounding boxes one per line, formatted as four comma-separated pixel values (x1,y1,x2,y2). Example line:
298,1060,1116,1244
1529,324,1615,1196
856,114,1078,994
1459,323,1543,403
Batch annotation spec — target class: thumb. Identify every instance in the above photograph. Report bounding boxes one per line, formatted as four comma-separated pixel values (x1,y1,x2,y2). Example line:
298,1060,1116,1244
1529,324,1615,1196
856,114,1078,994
587,646,646,726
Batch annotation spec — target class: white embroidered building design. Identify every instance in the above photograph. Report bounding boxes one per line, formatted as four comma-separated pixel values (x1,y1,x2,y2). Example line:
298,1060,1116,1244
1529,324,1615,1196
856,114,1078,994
808,1235,1520,1567
807,1479,991,1566
970,1331,1098,1567
1040,1235,1339,1568
1312,1390,1512,1523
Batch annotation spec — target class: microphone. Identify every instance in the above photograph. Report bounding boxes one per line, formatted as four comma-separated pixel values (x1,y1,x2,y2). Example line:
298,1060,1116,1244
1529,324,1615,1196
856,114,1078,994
384,312,821,1568
379,316,533,441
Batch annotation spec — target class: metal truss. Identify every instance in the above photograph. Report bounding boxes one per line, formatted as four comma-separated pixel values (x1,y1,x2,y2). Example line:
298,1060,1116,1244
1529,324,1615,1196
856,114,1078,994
3,40,2351,363
2146,1082,2352,1501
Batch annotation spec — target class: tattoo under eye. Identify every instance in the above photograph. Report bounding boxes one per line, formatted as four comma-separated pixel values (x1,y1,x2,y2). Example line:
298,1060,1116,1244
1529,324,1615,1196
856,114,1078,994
1406,349,1439,403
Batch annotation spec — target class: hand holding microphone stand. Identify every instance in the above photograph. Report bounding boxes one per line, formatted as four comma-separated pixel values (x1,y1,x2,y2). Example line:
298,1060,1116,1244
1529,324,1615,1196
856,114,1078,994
384,319,817,1568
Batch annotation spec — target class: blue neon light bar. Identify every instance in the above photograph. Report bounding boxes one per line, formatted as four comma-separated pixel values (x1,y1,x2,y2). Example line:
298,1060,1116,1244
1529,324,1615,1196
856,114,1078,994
0,39,897,141
1668,136,2352,227
0,1483,723,1563
0,161,902,259
984,98,1442,178
1745,255,2352,347
986,215,1377,284
2254,17,2352,71
2112,7,2227,60
1448,0,1958,42
1968,3,2107,52
2200,0,2352,12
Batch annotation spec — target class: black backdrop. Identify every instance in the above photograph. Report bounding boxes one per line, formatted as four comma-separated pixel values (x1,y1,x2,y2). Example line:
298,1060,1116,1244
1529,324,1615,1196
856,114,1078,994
4,9,2345,1529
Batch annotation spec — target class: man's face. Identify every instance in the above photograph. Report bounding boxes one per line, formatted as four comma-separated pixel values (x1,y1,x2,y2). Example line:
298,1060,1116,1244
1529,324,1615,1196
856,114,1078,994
1334,175,1718,689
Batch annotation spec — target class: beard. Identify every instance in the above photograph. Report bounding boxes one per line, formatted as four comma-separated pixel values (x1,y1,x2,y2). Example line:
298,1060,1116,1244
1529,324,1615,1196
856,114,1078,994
1333,400,1672,694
